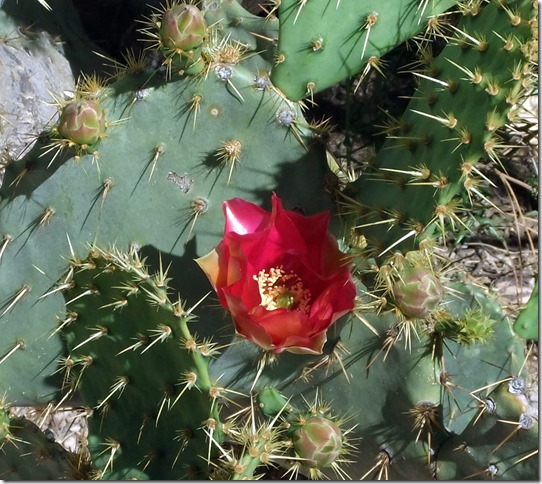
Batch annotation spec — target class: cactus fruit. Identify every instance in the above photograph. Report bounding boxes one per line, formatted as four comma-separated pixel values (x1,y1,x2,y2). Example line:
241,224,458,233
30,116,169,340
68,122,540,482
391,266,443,319
159,4,207,52
143,2,208,75
292,416,343,469
251,387,353,479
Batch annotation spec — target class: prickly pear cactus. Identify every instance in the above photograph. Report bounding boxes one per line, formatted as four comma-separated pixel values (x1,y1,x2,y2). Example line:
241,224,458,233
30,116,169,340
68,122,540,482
0,2,331,405
271,0,456,101
0,0,537,480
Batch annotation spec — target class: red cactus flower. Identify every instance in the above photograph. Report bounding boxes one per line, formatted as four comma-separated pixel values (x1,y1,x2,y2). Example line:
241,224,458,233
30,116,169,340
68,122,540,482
196,194,356,355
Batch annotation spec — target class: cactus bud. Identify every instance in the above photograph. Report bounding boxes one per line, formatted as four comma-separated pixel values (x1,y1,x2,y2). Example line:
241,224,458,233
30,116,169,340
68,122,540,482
293,416,342,468
160,4,207,52
57,99,106,146
435,308,494,344
392,267,443,319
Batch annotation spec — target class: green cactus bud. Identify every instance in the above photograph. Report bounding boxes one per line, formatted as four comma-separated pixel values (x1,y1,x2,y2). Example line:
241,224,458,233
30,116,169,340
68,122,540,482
57,99,106,146
159,4,207,52
435,308,495,345
392,267,443,319
293,416,342,468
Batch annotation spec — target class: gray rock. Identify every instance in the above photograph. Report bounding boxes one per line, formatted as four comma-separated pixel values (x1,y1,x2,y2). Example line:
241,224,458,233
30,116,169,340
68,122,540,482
0,11,75,185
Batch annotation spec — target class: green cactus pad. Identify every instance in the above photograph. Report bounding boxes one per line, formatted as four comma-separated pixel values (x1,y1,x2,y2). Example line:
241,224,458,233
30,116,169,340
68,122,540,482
436,379,538,480
267,281,530,479
60,247,222,479
513,279,538,340
344,0,537,257
271,0,455,101
434,283,526,435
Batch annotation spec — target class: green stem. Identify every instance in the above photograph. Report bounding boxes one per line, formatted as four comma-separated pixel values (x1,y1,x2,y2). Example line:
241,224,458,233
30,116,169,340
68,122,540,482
177,316,213,390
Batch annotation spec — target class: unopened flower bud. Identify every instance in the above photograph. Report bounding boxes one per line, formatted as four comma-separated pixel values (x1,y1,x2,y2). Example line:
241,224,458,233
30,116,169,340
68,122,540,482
293,416,342,468
57,99,106,146
392,267,443,319
160,4,207,52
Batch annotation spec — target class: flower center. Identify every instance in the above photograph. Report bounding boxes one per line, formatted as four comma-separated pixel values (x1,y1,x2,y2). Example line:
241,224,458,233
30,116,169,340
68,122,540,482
253,266,311,313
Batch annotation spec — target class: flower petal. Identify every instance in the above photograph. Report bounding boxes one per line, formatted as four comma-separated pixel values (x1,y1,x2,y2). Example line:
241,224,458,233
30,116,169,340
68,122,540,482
195,245,242,296
282,332,328,355
247,307,328,354
309,278,357,326
224,198,269,235
223,293,274,350
195,249,220,287
253,307,307,343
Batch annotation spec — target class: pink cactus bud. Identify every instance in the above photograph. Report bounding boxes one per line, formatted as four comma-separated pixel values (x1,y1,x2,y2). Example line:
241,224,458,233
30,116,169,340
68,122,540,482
293,416,342,468
392,267,443,319
159,4,207,52
57,99,106,146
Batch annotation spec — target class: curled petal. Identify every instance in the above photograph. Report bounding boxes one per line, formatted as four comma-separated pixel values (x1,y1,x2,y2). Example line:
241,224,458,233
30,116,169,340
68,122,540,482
223,198,270,235
195,246,241,299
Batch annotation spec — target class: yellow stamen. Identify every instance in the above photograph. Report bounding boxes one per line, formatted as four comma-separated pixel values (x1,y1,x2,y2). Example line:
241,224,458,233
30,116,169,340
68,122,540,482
253,266,311,313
